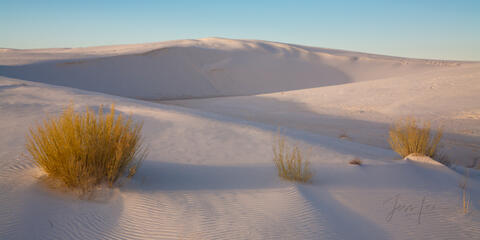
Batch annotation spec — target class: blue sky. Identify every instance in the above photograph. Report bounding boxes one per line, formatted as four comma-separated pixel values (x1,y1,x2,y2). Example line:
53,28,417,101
1,0,479,60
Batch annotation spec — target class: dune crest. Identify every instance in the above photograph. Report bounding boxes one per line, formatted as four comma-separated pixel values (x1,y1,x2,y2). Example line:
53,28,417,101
0,38,470,99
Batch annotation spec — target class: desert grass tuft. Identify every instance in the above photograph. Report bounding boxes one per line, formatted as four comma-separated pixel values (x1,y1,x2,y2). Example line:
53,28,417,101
26,104,147,193
459,168,471,215
272,134,313,183
338,132,351,140
349,158,363,166
388,117,443,159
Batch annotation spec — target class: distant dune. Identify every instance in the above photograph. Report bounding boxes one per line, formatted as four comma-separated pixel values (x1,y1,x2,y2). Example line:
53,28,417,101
0,38,472,99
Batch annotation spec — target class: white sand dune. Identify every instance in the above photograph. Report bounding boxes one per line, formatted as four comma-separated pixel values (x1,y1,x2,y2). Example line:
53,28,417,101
1,38,479,239
165,60,480,166
0,38,467,99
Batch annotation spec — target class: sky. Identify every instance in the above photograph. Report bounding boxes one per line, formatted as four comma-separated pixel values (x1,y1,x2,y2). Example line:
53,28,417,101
1,0,479,61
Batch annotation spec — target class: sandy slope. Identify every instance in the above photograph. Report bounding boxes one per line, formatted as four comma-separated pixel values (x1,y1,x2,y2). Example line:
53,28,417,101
1,78,479,239
166,61,480,166
1,38,480,239
0,38,468,99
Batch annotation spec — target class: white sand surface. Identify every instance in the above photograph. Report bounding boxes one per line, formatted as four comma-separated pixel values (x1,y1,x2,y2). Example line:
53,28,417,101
1,38,479,239
165,60,480,166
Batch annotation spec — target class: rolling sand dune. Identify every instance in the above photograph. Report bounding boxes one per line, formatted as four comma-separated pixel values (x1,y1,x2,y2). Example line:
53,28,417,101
165,60,480,166
0,38,466,99
1,38,479,239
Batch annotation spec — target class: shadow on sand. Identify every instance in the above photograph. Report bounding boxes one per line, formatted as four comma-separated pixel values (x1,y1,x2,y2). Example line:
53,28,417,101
162,96,480,166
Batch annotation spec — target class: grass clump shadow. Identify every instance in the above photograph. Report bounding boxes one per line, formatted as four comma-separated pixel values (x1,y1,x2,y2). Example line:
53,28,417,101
26,104,147,194
273,134,313,183
388,117,443,159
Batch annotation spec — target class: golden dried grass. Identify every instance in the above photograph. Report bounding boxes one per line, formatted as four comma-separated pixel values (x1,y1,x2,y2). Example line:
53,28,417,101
26,104,147,193
272,135,313,183
388,117,442,159
459,169,471,215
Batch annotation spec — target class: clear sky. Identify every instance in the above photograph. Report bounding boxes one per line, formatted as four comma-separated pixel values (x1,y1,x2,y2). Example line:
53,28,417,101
1,0,479,61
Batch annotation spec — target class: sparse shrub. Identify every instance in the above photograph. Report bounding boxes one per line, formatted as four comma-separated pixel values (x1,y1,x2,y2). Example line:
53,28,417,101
26,104,147,192
459,168,471,215
272,135,313,183
338,132,351,140
388,117,442,159
349,158,363,165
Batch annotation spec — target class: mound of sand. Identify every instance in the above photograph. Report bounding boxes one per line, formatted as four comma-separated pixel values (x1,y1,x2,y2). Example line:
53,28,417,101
0,38,465,99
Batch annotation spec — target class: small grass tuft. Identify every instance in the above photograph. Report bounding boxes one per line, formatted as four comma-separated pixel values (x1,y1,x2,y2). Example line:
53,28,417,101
459,168,471,215
272,134,313,183
388,117,443,159
349,158,363,166
338,132,351,140
26,104,147,193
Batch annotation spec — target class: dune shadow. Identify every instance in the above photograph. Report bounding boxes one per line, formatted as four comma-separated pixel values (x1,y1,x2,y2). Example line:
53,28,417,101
0,83,28,92
297,184,391,239
162,96,480,165
0,46,353,99
123,161,282,192
6,177,124,239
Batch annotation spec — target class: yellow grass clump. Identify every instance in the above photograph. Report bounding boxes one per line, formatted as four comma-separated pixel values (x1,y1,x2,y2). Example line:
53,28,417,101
388,117,442,159
26,104,147,192
272,135,313,183
460,169,471,215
